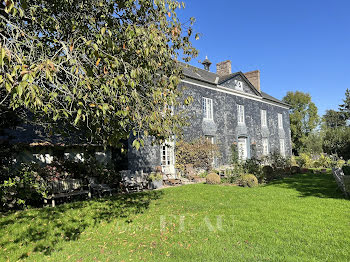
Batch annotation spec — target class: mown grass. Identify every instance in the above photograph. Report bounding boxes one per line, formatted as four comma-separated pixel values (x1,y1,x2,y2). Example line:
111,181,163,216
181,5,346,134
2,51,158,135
1,172,350,261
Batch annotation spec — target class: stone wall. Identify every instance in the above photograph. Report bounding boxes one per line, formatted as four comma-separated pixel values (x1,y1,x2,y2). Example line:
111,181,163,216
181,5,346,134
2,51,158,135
128,78,292,171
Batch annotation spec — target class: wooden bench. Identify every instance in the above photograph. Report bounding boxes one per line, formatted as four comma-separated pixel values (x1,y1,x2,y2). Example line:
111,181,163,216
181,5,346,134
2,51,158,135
44,179,91,207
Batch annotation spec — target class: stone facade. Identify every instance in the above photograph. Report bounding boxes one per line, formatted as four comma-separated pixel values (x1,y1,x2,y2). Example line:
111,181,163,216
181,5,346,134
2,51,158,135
128,62,292,173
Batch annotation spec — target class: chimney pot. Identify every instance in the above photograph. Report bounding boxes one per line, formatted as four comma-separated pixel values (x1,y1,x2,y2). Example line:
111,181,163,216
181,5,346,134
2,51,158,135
216,60,232,76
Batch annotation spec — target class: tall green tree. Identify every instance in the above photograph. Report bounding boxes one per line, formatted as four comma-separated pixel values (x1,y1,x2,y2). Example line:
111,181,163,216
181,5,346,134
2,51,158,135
322,109,346,128
339,88,350,120
0,0,198,149
282,91,319,154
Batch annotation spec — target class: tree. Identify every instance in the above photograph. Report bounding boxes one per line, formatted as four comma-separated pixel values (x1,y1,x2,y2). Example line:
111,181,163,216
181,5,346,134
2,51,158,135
322,109,346,128
282,91,319,154
323,127,350,160
339,88,350,121
302,131,323,154
0,0,198,149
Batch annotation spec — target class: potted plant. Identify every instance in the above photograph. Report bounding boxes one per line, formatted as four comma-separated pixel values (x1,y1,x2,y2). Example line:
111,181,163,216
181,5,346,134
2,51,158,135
148,172,163,189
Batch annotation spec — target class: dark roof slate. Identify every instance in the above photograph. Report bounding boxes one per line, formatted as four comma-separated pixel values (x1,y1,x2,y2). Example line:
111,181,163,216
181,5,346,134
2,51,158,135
179,62,288,107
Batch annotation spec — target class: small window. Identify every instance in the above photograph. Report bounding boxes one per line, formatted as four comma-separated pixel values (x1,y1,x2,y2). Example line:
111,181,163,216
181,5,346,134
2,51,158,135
261,110,267,127
278,113,283,129
279,138,285,157
237,104,245,124
262,138,269,156
235,80,243,91
202,97,213,120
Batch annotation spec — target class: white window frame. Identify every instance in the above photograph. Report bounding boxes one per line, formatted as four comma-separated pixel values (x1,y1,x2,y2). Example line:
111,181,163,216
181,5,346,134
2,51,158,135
235,80,243,91
202,97,213,120
279,138,285,157
262,138,269,156
278,113,283,129
237,104,245,125
161,141,175,167
261,110,267,127
238,137,248,160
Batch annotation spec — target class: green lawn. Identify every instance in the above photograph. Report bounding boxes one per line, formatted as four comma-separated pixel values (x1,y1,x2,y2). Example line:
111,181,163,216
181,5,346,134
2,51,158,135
1,173,350,261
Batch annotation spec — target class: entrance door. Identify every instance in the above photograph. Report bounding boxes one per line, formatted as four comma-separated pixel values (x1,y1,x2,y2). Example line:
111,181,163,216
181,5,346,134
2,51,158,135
238,137,247,160
161,141,175,175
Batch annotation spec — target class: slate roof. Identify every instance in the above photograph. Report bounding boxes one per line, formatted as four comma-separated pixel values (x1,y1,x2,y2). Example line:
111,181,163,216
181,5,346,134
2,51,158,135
180,62,289,107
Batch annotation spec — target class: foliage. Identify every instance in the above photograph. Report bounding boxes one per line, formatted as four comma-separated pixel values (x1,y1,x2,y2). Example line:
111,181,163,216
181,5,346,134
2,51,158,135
322,127,350,160
291,166,301,174
342,166,350,176
322,109,346,128
301,131,323,154
222,167,242,184
0,0,198,148
206,173,221,185
262,165,274,181
0,163,46,210
339,88,350,121
148,172,163,182
175,137,220,172
243,158,263,182
296,153,313,168
230,143,239,165
240,174,258,187
262,151,291,170
282,91,319,154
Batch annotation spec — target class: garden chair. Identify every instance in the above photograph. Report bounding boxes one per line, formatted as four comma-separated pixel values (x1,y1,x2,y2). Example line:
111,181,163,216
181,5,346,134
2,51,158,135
87,177,114,197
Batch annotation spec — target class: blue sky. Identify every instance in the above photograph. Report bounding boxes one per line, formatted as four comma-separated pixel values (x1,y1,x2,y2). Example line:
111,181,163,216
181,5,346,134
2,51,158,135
177,0,350,116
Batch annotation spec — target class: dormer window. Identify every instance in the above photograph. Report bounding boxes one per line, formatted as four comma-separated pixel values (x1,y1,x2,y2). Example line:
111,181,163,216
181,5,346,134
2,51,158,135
234,80,243,91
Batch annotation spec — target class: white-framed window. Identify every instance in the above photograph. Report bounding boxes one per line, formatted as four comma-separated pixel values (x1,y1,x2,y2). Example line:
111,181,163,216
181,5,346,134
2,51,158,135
202,97,213,120
235,80,243,91
237,104,245,124
238,137,248,160
261,110,267,127
279,138,285,157
161,141,175,166
278,113,283,129
262,138,269,156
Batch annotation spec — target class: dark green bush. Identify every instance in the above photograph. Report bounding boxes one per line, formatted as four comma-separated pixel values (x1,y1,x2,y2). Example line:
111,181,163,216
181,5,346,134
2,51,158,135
240,174,258,187
342,165,350,176
262,165,274,181
0,163,47,211
243,158,263,181
291,166,301,174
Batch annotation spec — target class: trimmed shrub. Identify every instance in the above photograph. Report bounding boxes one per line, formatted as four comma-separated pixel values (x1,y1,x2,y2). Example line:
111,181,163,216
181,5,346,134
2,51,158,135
206,173,221,185
240,174,258,188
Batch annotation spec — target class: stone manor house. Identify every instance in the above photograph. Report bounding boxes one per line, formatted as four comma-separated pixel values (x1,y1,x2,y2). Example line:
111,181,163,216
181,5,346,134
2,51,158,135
129,58,292,174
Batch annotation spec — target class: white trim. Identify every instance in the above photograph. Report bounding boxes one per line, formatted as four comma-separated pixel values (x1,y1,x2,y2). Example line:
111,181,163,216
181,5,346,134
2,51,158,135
261,109,267,127
181,79,289,110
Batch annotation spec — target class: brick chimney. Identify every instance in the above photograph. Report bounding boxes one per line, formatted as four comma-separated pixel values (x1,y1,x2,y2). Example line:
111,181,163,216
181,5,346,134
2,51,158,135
244,70,260,92
216,60,231,76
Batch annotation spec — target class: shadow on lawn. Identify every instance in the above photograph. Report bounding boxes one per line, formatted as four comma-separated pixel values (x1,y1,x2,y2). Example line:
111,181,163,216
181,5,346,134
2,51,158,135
267,172,345,199
0,190,163,260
